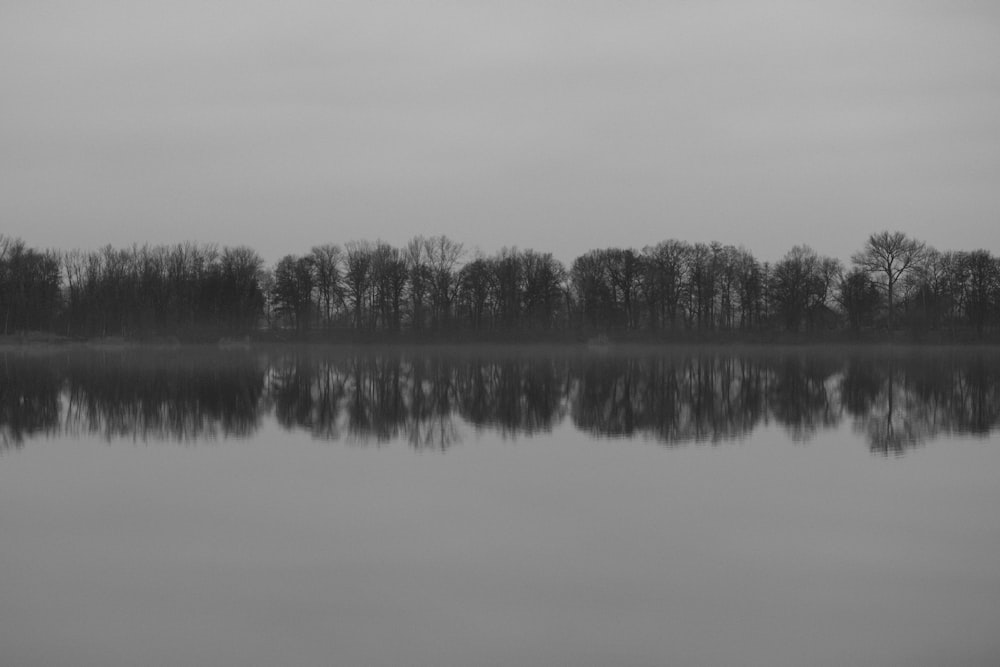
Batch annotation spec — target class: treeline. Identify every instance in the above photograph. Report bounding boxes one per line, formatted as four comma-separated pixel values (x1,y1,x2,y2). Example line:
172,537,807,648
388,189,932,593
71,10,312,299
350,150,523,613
0,237,264,339
1,231,998,340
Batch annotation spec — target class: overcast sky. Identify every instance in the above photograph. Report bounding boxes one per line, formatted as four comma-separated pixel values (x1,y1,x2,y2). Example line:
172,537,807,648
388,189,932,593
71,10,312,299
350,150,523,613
2,1,998,265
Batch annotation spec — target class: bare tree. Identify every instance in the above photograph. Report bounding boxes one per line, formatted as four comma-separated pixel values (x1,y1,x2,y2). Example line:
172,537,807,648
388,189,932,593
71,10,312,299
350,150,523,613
404,237,431,332
370,242,407,332
272,254,315,332
220,246,266,332
570,250,612,331
344,240,374,330
962,250,999,336
770,246,842,331
641,240,690,332
424,235,464,330
310,244,342,329
687,243,716,330
852,231,927,331
493,247,524,329
521,249,566,330
602,248,641,330
837,268,879,332
458,255,495,331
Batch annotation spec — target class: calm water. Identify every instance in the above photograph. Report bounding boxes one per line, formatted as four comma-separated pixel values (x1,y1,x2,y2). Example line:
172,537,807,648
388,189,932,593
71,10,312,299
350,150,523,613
2,346,999,666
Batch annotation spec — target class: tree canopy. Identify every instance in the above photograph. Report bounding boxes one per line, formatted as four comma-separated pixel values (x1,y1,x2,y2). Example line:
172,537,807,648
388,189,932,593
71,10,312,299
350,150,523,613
1,230,998,341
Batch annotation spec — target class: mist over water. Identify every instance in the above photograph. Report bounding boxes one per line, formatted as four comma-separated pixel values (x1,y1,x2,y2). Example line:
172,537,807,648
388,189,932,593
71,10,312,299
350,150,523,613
2,346,999,667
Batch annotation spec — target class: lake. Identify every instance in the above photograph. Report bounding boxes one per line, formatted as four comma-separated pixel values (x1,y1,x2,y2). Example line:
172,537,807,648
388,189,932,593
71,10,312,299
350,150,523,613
2,345,999,666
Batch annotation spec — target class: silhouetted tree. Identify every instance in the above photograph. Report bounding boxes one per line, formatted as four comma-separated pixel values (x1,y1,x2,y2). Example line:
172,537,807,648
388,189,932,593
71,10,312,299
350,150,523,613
425,235,464,331
486,247,521,330
370,242,408,332
404,236,431,332
838,268,879,332
603,248,642,330
218,246,266,332
852,231,927,331
570,250,613,331
962,250,999,336
687,243,716,330
641,240,689,332
344,241,373,331
521,249,566,330
457,256,495,331
310,244,343,329
770,246,841,331
0,238,61,334
272,254,315,332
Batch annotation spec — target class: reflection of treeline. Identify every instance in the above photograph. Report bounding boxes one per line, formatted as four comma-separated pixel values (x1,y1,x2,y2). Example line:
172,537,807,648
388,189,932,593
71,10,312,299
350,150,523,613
842,354,1000,454
0,350,265,445
266,352,569,447
2,231,999,341
2,351,1000,451
63,352,266,441
570,355,772,442
0,355,62,447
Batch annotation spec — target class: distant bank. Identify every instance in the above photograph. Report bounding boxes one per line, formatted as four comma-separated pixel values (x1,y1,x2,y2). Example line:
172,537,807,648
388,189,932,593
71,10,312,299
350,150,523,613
2,231,998,343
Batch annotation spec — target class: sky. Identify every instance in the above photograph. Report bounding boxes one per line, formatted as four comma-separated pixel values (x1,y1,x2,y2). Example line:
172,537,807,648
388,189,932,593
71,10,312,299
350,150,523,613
2,1,998,266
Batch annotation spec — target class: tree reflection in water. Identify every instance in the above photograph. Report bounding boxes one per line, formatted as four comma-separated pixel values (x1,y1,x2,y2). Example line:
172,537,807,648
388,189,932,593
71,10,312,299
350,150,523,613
0,354,62,448
767,354,842,442
842,352,1000,455
570,355,768,443
2,347,999,454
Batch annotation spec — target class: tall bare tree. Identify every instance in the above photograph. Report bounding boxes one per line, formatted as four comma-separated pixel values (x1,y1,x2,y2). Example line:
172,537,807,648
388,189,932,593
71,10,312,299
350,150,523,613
641,240,689,331
404,237,431,332
370,242,407,332
310,244,342,329
852,231,927,331
272,254,315,332
424,235,464,330
963,250,999,336
344,240,374,330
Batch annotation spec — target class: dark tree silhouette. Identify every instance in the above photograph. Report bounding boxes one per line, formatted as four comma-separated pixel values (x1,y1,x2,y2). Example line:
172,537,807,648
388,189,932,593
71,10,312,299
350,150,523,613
770,246,842,331
310,244,343,329
272,254,316,332
4,229,1000,342
852,231,927,331
344,240,373,331
838,268,879,332
0,238,61,335
962,250,999,336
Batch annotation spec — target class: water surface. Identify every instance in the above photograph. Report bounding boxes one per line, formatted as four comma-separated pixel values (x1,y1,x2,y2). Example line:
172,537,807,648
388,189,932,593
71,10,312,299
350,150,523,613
2,346,998,666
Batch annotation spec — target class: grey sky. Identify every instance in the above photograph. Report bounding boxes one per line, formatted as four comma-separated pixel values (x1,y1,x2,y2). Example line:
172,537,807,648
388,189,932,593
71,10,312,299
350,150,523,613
2,1,998,266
